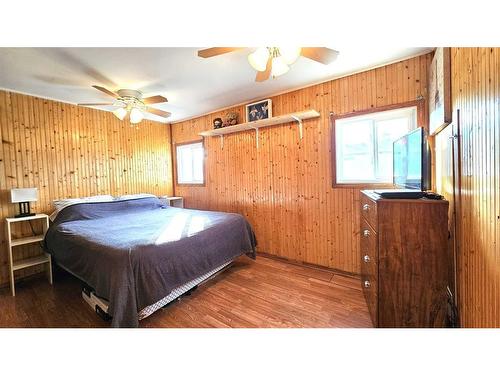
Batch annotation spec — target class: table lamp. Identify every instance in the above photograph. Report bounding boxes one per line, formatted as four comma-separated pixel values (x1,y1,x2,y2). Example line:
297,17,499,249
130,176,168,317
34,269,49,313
10,188,38,218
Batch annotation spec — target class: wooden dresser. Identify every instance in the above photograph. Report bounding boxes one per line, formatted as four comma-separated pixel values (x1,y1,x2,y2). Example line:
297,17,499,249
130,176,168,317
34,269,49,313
360,190,449,327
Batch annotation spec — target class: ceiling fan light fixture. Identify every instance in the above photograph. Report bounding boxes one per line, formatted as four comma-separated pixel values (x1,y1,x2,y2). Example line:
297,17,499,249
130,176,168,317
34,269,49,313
248,47,269,72
279,47,302,65
129,107,144,124
271,56,290,78
113,107,127,121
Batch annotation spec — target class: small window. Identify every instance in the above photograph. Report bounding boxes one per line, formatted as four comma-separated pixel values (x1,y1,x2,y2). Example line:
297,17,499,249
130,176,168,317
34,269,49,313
176,141,205,185
333,106,417,185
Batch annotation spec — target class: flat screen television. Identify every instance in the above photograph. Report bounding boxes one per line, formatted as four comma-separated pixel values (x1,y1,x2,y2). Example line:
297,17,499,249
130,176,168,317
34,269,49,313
392,127,431,191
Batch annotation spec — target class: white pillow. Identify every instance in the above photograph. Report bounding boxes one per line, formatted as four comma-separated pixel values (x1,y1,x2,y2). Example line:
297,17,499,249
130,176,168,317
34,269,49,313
115,193,157,201
49,194,114,221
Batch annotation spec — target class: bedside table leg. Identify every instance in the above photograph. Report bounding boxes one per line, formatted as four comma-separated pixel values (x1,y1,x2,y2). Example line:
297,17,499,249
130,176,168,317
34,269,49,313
6,224,15,296
47,255,53,285
9,270,15,297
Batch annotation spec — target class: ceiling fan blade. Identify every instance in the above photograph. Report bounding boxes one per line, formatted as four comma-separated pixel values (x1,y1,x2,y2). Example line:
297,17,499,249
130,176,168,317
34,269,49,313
197,47,242,58
300,47,339,65
146,107,172,119
92,85,119,98
142,95,168,105
255,57,272,82
78,103,115,106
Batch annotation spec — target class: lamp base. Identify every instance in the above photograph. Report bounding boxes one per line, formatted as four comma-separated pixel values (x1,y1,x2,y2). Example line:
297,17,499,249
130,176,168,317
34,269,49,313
16,202,36,218
14,212,36,218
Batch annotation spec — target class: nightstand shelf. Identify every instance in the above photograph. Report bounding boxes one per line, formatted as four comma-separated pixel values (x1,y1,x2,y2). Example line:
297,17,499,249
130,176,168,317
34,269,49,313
5,213,52,296
13,254,51,271
160,196,184,208
11,234,46,247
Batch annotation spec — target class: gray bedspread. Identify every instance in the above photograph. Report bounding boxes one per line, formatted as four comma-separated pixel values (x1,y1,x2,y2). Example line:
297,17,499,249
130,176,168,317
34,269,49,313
44,197,256,327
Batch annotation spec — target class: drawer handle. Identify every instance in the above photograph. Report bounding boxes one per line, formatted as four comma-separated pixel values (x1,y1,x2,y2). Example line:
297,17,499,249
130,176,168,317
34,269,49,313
364,280,371,288
363,255,370,263
363,229,370,237
362,204,370,211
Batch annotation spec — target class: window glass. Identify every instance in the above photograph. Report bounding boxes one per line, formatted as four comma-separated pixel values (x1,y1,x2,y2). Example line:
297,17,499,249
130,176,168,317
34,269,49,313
176,141,204,184
335,107,417,184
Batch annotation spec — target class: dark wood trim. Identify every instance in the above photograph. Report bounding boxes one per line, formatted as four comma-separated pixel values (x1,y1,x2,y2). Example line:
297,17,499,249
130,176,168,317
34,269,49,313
452,108,462,326
168,124,176,197
330,99,426,123
330,99,426,189
173,138,206,187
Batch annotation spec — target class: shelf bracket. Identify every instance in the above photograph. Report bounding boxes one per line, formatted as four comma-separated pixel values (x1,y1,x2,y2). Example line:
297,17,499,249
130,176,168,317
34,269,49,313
249,126,259,148
219,135,224,149
291,115,303,140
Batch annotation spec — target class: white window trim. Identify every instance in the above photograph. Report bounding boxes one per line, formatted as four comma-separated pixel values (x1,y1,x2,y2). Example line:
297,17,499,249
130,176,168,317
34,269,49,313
176,141,205,185
334,106,417,185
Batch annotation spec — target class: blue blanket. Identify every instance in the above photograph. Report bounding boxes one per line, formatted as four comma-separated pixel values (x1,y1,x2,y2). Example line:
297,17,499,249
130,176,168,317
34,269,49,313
44,197,256,327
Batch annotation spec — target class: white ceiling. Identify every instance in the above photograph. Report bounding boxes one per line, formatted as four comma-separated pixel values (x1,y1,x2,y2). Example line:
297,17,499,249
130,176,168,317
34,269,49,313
0,47,432,123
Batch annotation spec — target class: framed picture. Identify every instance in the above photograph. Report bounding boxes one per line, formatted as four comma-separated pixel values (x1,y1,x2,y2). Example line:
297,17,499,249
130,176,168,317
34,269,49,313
429,47,452,135
245,99,272,122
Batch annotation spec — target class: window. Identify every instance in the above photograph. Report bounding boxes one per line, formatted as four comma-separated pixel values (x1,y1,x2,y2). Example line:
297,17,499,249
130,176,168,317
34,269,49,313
333,106,417,185
175,141,205,185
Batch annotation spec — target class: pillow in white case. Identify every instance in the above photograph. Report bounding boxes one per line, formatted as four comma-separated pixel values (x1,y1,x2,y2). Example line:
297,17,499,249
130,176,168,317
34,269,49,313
49,194,114,221
115,193,157,201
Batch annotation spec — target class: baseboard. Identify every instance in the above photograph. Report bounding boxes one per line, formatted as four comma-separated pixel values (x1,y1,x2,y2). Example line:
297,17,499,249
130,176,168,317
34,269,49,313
256,251,360,278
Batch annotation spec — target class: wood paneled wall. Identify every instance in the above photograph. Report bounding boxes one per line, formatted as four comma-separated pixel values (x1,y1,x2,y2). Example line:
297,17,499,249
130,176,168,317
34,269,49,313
172,53,432,274
435,47,500,327
0,91,173,286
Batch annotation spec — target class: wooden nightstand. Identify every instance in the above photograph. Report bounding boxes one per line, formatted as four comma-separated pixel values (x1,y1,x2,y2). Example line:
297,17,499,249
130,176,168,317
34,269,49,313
159,196,184,208
5,214,53,296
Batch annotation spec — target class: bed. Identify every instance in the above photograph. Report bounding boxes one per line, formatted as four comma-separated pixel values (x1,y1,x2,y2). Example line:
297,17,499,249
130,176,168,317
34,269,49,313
44,196,257,327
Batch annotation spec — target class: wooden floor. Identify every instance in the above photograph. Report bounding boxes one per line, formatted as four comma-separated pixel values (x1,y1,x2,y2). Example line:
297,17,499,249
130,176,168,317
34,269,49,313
0,256,372,328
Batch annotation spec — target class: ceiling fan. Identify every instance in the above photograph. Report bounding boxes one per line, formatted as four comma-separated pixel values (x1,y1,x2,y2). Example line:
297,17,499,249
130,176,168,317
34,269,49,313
78,85,171,124
197,47,339,82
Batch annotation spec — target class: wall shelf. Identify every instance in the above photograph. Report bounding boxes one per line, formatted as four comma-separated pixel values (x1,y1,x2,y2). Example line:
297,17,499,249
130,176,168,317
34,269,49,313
198,109,320,148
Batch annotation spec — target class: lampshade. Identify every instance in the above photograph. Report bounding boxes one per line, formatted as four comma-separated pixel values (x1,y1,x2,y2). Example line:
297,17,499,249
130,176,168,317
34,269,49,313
279,47,301,65
10,188,38,203
248,47,269,72
129,107,144,124
271,56,290,77
113,107,127,120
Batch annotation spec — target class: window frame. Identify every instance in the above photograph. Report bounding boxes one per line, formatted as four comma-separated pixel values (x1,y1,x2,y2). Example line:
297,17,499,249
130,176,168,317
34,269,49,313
330,99,425,189
174,139,206,187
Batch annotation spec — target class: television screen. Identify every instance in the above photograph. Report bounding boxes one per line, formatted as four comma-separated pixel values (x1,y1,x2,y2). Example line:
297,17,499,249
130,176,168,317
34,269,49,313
393,128,429,190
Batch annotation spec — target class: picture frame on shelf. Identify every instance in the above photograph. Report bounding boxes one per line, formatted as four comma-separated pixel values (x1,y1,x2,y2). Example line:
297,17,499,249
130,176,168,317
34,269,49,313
245,99,272,122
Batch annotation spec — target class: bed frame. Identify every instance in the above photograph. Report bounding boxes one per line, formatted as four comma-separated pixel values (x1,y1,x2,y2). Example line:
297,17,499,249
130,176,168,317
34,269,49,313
81,260,234,322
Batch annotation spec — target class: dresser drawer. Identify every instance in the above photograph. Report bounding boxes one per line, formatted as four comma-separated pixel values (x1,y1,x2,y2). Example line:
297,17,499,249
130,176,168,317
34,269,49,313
360,219,378,272
361,193,378,229
361,273,378,326
360,218,378,326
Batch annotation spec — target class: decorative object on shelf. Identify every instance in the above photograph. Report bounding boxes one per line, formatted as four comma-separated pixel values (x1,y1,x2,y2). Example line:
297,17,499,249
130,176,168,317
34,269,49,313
246,99,272,122
199,109,320,150
213,117,223,129
225,112,238,126
10,188,38,218
429,47,451,135
78,86,171,125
